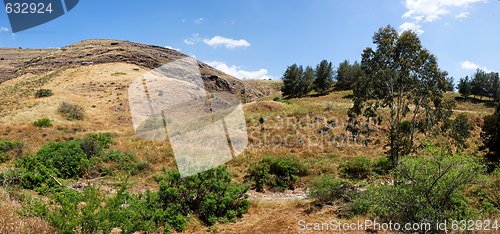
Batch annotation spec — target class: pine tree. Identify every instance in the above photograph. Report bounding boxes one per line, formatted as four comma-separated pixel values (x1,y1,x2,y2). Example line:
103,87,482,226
313,60,334,95
281,64,303,98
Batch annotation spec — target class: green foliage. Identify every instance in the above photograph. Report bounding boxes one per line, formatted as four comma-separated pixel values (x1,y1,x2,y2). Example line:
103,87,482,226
340,157,372,180
0,152,9,163
483,104,500,168
0,140,23,162
246,156,307,192
458,76,472,100
87,132,113,149
313,60,334,94
281,64,303,98
373,157,392,175
58,102,86,120
307,176,353,206
103,150,148,176
335,60,363,91
444,114,471,150
469,170,500,216
0,140,22,152
157,166,250,227
23,166,249,233
35,89,53,98
33,118,52,128
352,147,484,232
349,25,449,168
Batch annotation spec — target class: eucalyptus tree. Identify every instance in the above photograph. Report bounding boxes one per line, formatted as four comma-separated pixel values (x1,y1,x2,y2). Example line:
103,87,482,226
348,26,450,167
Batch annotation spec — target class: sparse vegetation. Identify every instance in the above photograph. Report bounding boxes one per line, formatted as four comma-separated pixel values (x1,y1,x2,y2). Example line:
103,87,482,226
58,102,85,120
339,157,373,180
246,156,307,192
308,176,353,206
35,89,53,98
33,118,52,128
351,146,485,232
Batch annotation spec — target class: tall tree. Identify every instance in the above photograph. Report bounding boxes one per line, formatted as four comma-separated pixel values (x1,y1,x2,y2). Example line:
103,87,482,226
281,64,303,98
336,60,363,91
299,66,315,96
349,26,449,168
313,60,334,94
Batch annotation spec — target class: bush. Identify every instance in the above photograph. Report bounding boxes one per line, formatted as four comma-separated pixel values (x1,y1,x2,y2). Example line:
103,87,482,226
352,147,485,232
0,152,9,163
33,118,52,128
103,150,148,176
0,140,22,159
307,176,353,206
24,166,250,233
246,157,307,192
373,157,392,175
157,166,250,228
339,157,372,180
58,102,85,120
35,89,53,98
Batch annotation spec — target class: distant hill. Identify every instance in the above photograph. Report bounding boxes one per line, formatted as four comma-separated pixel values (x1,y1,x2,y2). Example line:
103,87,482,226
0,39,262,100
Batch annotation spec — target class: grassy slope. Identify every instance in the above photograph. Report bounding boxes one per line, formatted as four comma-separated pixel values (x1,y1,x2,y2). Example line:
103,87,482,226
0,73,496,233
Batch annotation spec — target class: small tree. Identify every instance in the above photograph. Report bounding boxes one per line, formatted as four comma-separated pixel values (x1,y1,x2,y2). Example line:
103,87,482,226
446,114,471,151
458,76,472,100
313,60,334,95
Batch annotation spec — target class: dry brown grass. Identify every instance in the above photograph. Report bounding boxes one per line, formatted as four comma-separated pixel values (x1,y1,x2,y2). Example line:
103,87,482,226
0,189,54,234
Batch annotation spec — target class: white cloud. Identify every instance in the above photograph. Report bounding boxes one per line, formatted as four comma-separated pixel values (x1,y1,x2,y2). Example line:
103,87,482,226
0,27,9,33
203,36,250,49
403,0,481,22
399,22,424,35
194,18,204,24
461,60,492,72
205,61,273,80
400,0,482,37
455,11,470,19
183,33,200,45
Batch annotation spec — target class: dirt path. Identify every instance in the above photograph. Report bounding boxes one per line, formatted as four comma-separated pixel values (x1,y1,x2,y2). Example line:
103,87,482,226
246,189,308,201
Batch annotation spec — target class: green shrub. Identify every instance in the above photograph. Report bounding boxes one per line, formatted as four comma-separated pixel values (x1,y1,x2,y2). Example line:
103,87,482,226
0,140,23,159
0,140,22,152
7,140,93,191
58,102,85,120
352,147,484,232
87,132,113,149
307,176,353,206
246,156,307,192
469,169,500,216
103,150,148,176
157,166,250,227
373,157,392,175
0,152,9,163
33,118,52,128
340,157,372,180
35,89,53,98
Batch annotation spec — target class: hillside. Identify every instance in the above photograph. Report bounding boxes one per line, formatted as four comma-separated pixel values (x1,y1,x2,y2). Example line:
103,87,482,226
0,40,498,234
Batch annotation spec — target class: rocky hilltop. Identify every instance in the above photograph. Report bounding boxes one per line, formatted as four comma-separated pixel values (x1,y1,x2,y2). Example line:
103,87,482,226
0,39,262,101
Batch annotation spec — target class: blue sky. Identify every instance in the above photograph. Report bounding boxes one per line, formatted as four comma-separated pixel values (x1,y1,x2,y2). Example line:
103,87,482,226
0,0,499,82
